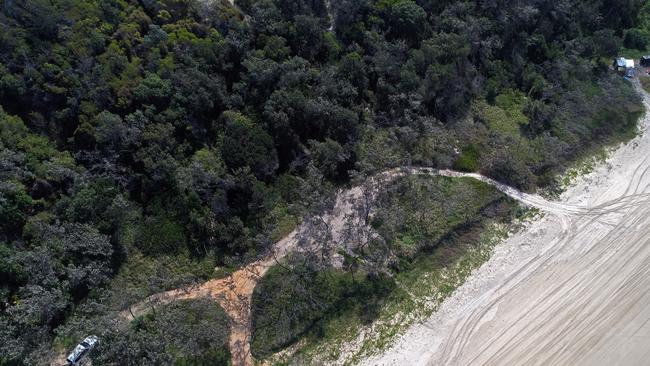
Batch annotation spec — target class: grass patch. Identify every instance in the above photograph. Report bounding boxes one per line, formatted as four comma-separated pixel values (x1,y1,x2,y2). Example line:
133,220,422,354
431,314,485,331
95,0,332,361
472,89,528,138
106,251,219,306
253,176,523,364
269,203,299,242
372,175,511,260
619,47,650,60
453,144,480,172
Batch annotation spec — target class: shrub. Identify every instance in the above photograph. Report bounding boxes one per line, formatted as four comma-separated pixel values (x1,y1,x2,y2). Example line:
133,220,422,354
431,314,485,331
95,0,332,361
250,260,395,358
136,215,186,256
373,175,513,259
453,144,479,172
624,28,649,50
0,182,33,237
94,298,230,365
220,111,279,180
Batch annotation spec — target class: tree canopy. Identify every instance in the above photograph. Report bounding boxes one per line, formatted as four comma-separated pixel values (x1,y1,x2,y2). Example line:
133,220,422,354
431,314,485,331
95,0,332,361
0,0,645,363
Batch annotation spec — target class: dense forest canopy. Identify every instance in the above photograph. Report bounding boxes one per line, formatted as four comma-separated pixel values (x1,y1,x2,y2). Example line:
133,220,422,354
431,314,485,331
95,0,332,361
0,0,646,364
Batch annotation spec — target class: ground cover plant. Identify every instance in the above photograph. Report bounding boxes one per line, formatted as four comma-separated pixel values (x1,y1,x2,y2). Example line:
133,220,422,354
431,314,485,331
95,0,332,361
250,175,519,361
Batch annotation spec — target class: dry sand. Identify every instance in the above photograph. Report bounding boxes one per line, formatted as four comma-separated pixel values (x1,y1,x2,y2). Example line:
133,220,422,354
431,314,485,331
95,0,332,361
116,85,650,366
360,84,650,366
119,167,570,366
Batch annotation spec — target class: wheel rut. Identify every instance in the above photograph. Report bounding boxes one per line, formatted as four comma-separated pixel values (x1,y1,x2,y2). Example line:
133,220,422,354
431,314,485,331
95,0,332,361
361,83,650,366
120,167,574,366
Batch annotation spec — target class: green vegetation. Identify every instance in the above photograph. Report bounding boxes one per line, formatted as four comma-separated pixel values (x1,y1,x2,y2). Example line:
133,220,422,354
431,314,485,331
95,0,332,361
619,1,650,58
251,262,394,358
474,90,529,138
642,76,650,94
372,176,511,260
105,252,218,305
0,0,646,363
120,299,230,365
453,144,480,172
251,175,519,362
83,298,230,365
559,148,609,191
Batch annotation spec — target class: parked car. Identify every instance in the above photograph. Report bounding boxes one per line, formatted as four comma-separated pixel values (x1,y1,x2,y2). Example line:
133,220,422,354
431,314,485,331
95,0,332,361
66,336,99,365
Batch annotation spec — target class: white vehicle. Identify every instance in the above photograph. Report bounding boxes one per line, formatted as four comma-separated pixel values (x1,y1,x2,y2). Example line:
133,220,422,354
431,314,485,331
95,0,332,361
66,335,99,365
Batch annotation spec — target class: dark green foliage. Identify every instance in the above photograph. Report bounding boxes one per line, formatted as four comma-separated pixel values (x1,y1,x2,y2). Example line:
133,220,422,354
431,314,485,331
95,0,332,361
220,111,279,179
453,144,479,172
250,259,394,358
624,28,649,50
547,77,643,160
308,138,350,180
0,183,33,236
0,0,646,362
0,222,113,363
621,1,650,56
92,298,230,366
0,243,23,289
372,175,515,260
137,215,186,256
379,0,428,43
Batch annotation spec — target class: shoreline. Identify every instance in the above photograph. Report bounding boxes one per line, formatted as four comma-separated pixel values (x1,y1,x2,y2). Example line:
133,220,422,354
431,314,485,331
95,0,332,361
360,83,650,365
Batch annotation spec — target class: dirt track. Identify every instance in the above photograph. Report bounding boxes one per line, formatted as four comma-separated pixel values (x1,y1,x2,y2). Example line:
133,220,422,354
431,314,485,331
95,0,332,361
120,87,650,366
121,166,572,365
361,84,650,366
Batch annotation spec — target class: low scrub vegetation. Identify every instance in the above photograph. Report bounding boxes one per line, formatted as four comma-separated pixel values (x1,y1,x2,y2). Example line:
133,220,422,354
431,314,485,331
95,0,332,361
251,175,519,361
251,261,394,358
372,175,511,261
618,1,650,58
641,77,650,94
0,0,646,363
58,298,231,366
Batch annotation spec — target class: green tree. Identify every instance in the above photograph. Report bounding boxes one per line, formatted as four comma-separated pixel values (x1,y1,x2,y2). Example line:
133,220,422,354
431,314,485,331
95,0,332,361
220,111,279,180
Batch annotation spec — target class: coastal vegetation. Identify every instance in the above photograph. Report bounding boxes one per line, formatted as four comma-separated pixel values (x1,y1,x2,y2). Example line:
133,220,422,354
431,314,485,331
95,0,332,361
0,0,645,364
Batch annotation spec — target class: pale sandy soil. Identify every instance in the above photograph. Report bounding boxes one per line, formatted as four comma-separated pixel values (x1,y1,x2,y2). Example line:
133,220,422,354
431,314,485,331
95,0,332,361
116,167,565,366
105,85,650,366
360,84,650,366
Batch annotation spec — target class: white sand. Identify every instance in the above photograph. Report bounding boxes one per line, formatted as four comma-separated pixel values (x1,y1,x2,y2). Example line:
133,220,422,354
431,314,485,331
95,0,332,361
361,84,650,366
114,84,650,366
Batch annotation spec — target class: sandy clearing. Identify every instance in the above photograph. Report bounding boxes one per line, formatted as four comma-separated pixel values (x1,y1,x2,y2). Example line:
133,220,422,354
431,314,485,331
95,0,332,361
360,82,650,366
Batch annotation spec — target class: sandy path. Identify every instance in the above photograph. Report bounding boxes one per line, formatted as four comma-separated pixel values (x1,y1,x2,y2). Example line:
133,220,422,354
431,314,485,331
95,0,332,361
361,84,650,366
119,167,570,366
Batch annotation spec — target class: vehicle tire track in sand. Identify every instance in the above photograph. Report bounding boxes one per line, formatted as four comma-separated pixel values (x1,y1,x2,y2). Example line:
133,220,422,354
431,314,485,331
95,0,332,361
440,205,634,364
362,82,650,366
460,203,650,366
118,167,583,366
